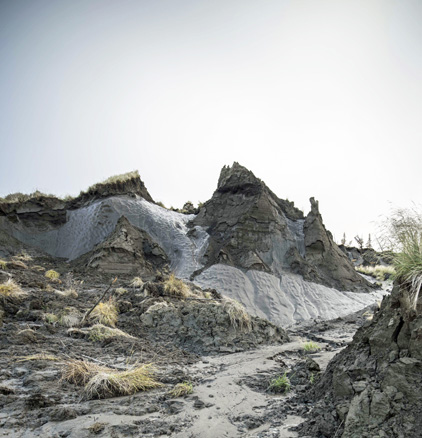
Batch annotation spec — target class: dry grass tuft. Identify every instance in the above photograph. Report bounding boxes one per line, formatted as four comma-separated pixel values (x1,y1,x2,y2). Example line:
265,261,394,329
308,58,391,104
0,279,28,300
115,287,127,296
87,324,134,342
84,364,162,399
130,277,144,288
55,288,78,299
0,259,7,269
90,299,118,327
62,359,112,386
7,259,29,269
31,265,46,272
15,353,59,362
43,313,59,324
58,307,81,327
45,270,60,280
168,382,193,398
82,171,140,196
12,252,33,262
356,265,395,281
222,297,252,331
163,273,190,298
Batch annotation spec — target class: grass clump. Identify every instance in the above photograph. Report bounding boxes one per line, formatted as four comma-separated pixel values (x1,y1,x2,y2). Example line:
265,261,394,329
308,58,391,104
0,259,7,269
163,273,190,298
168,382,193,398
84,364,162,399
82,171,140,196
0,279,28,300
222,297,252,331
379,207,422,310
55,288,78,299
62,360,162,399
15,353,59,362
115,287,127,296
302,341,321,353
88,324,134,342
267,372,291,394
45,270,60,281
12,252,33,262
43,313,59,324
58,307,81,327
7,259,28,269
90,299,118,327
356,265,395,281
130,277,144,288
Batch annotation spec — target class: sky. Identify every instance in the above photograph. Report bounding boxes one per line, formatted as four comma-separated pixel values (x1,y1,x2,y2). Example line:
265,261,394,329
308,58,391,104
0,0,421,247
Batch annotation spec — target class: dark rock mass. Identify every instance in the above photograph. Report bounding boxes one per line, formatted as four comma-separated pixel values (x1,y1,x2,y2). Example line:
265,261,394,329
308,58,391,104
192,162,372,292
73,216,169,277
299,284,422,438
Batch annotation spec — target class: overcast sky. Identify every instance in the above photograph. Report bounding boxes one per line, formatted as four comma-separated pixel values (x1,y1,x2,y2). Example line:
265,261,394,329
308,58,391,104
0,0,420,246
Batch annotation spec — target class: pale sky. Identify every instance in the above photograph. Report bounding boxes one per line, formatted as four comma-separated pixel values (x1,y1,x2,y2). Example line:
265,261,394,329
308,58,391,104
0,0,421,247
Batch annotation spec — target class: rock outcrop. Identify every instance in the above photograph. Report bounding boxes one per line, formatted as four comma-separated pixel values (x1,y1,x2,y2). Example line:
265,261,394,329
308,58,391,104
192,162,372,292
299,284,422,438
73,216,169,277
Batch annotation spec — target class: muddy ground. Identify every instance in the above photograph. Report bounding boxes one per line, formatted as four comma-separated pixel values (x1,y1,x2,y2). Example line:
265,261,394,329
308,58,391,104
0,255,384,438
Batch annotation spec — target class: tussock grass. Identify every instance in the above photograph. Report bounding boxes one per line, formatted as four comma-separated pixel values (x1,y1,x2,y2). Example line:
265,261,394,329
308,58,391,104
222,297,252,331
84,364,162,399
356,265,395,281
45,270,60,280
32,265,46,272
62,359,112,386
130,277,144,288
379,207,422,310
43,313,59,324
115,287,127,296
58,307,81,327
7,259,28,269
12,252,33,262
83,171,139,196
0,259,7,269
267,372,291,394
55,288,78,299
90,299,118,327
62,360,162,399
168,382,193,398
0,279,28,300
163,273,190,298
15,353,59,362
87,324,134,342
302,341,321,353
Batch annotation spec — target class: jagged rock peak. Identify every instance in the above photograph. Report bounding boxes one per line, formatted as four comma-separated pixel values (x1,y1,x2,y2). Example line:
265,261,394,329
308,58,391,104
217,162,263,194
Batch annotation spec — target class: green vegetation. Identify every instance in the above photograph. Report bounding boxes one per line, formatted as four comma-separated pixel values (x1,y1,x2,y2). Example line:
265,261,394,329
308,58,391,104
222,297,252,331
90,299,118,327
168,382,193,398
302,341,321,353
115,287,127,296
379,207,422,310
43,313,59,324
45,269,60,280
267,372,291,394
0,259,7,269
355,265,395,281
0,190,55,204
163,273,190,298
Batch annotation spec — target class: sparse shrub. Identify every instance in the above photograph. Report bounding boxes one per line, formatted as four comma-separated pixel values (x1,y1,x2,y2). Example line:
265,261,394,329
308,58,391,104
222,297,252,331
0,259,7,269
267,372,291,394
168,382,193,398
43,313,59,324
130,277,144,288
302,341,321,353
87,324,134,342
90,299,118,327
356,265,395,281
0,279,28,300
58,307,81,327
45,270,60,281
163,273,190,298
